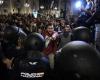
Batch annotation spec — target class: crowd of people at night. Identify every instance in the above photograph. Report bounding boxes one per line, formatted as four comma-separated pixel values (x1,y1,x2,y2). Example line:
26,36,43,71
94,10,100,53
0,0,100,80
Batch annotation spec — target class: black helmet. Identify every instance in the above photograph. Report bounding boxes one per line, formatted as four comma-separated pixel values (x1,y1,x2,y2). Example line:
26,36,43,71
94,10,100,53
3,26,27,44
72,26,91,43
23,33,45,51
3,26,19,43
54,41,100,80
12,51,51,80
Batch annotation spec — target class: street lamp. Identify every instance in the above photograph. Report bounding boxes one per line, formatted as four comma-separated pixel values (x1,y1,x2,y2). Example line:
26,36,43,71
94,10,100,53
54,7,57,10
24,3,30,7
0,0,3,5
40,5,44,9
75,0,82,9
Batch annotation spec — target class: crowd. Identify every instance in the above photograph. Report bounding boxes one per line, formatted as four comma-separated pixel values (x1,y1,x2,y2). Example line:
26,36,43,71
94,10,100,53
0,12,96,80
0,13,74,80
0,0,100,80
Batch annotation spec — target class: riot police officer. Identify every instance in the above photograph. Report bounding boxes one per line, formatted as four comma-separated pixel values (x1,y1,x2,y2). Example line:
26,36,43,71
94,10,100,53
54,41,100,80
12,33,52,80
0,25,27,80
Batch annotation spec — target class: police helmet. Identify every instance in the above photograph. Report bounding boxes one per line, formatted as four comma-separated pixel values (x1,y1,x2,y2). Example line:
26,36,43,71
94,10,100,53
3,26,27,44
54,41,100,80
23,33,45,51
72,26,91,43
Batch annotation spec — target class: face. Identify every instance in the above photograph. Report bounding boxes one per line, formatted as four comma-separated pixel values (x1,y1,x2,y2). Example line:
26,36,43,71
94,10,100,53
47,25,54,34
38,28,42,33
64,25,71,32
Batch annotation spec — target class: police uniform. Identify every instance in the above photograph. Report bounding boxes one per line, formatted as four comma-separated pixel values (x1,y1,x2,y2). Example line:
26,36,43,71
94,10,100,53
12,33,53,80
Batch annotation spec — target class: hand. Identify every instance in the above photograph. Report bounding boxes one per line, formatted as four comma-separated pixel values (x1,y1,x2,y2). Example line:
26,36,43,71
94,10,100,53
52,32,58,40
51,37,56,40
3,58,14,69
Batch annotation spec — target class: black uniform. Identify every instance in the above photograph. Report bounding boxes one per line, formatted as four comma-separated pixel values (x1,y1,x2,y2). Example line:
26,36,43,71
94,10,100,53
0,25,27,80
12,33,53,80
12,50,52,80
